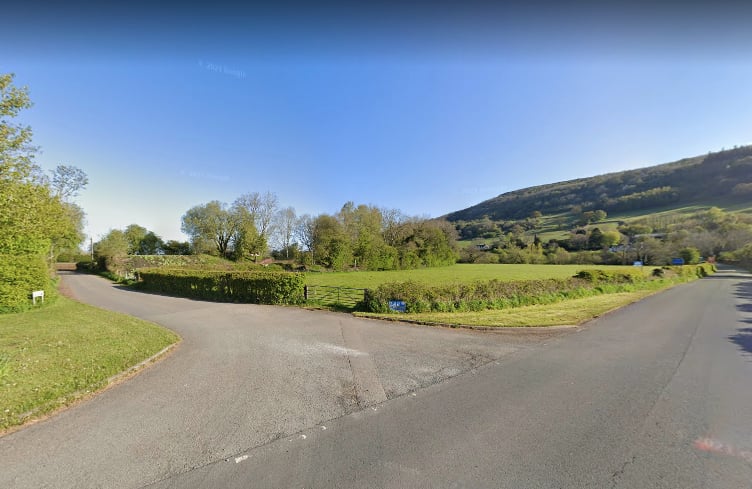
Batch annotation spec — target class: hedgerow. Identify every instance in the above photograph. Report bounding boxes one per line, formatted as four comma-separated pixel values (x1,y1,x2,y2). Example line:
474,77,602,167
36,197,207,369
136,268,304,304
363,265,713,313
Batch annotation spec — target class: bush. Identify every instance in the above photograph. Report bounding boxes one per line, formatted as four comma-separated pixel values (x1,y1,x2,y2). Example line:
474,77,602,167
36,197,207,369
575,268,645,284
136,268,305,305
679,247,701,265
0,253,54,313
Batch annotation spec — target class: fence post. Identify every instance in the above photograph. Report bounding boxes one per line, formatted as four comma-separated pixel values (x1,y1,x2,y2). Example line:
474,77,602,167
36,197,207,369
304,285,309,301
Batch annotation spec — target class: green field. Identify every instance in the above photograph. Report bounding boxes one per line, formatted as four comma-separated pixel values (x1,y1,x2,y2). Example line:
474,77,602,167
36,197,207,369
0,296,179,431
304,264,646,289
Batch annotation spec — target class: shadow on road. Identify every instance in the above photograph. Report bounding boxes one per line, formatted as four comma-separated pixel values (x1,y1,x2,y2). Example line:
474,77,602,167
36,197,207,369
730,279,752,356
729,328,752,356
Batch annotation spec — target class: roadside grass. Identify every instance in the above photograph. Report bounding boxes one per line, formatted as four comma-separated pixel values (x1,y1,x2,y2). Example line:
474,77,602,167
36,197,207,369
355,289,660,327
0,296,179,431
305,264,643,289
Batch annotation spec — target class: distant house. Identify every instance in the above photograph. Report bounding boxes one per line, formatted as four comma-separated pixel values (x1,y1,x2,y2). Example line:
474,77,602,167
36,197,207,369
475,243,490,251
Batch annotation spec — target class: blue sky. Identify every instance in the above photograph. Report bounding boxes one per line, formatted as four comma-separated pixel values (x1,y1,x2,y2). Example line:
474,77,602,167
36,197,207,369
2,2,752,243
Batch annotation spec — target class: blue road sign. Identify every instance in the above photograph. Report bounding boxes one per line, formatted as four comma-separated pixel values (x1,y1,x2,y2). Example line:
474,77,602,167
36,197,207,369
388,300,407,312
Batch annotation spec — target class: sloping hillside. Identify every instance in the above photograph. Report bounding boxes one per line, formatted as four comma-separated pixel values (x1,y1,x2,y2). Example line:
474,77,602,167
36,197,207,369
445,146,752,222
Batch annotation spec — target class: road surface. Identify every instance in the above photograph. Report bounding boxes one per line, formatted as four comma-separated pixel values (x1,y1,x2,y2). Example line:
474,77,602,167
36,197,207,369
1,268,751,488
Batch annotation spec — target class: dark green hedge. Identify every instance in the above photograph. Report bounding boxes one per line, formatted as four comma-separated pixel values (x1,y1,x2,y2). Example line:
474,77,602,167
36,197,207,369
136,268,305,304
0,253,52,313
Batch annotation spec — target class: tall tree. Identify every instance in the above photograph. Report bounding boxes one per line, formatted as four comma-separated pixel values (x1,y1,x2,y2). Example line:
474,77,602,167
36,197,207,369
1,74,84,310
273,206,297,259
312,214,352,270
233,191,278,240
139,231,164,255
123,224,148,254
181,201,237,257
94,229,129,261
49,164,88,200
162,240,191,255
295,214,316,264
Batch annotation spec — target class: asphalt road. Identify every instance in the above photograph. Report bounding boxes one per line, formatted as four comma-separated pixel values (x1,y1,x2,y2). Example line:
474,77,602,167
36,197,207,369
2,268,751,488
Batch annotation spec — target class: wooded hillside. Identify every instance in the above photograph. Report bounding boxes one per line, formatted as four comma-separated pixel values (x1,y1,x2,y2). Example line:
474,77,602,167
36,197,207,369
445,146,752,221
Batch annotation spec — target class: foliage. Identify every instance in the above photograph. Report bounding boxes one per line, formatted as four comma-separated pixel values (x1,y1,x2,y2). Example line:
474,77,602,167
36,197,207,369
181,200,236,257
678,247,701,265
290,203,456,271
180,192,278,260
233,191,278,243
49,164,88,200
162,239,191,255
364,276,612,313
458,205,752,267
123,224,148,254
272,206,297,259
0,254,53,313
574,268,645,283
446,146,752,222
356,290,663,328
94,225,168,269
137,268,305,304
93,229,129,268
720,243,752,270
0,74,86,312
362,264,713,314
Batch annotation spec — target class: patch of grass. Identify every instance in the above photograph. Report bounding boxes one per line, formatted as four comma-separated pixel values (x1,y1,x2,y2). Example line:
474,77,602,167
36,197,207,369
305,264,645,289
0,296,179,431
356,289,659,327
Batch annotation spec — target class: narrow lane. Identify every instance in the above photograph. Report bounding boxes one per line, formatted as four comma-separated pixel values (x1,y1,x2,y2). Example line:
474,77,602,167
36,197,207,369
148,268,752,489
1,272,544,489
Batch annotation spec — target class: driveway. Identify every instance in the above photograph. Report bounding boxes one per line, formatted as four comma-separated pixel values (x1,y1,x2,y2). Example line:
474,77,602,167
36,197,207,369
1,272,553,488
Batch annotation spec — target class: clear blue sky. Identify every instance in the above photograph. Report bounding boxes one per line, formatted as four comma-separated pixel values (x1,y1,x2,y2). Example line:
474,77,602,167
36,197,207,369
2,1,751,244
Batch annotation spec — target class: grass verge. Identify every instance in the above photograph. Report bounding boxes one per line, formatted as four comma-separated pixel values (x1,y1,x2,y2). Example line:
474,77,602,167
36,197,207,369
0,296,179,432
355,289,659,327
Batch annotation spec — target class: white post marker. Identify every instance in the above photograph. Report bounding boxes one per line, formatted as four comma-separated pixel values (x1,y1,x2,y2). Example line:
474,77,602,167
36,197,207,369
32,290,44,305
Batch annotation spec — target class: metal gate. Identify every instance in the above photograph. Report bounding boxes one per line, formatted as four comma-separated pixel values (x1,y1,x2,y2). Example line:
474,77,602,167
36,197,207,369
304,285,365,308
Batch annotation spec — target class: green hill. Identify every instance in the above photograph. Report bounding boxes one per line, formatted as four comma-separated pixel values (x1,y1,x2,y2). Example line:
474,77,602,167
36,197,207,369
445,146,752,222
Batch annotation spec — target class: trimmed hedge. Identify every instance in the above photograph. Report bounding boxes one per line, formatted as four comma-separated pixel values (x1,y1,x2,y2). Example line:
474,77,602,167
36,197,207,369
0,253,53,313
136,268,305,304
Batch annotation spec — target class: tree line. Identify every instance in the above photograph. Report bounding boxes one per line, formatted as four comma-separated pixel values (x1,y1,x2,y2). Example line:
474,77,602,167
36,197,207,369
457,206,752,267
96,197,458,271
0,74,87,311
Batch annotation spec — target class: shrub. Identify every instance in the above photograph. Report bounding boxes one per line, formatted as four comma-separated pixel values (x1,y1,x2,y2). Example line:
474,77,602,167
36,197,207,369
136,268,305,304
679,247,701,265
575,268,644,284
0,253,54,313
